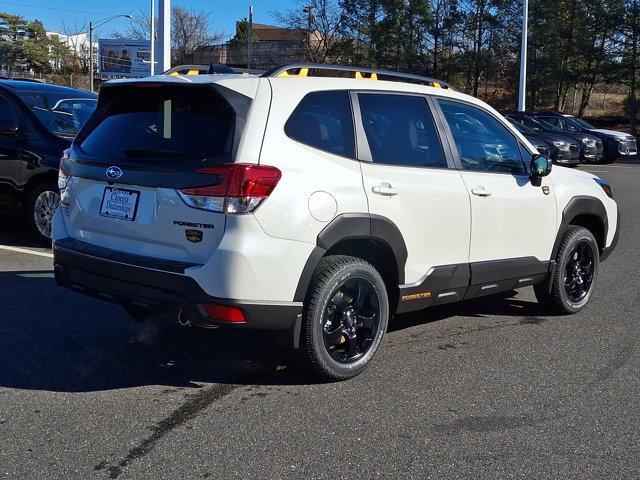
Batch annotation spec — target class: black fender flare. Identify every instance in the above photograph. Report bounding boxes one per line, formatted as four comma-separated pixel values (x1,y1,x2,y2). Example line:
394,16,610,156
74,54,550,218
293,213,408,302
551,195,608,260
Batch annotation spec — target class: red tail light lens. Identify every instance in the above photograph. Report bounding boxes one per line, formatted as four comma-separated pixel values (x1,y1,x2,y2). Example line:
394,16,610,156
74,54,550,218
202,303,246,323
58,150,71,190
178,163,281,214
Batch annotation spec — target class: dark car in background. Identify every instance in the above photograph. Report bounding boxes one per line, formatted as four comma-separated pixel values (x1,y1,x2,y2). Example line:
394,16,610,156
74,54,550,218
0,79,97,242
534,112,637,164
506,116,580,166
522,132,550,157
505,112,603,164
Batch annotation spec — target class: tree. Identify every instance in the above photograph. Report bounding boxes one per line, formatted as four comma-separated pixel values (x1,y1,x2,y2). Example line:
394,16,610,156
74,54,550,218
0,13,71,74
272,0,345,63
620,0,640,133
172,6,223,65
112,6,224,65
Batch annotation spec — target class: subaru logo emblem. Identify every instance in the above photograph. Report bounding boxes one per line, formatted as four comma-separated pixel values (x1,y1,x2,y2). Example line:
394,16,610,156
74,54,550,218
105,166,123,181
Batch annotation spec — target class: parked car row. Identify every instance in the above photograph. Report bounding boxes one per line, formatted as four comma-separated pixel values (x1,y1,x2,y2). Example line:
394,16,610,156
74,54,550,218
0,75,636,245
504,111,637,165
0,79,97,242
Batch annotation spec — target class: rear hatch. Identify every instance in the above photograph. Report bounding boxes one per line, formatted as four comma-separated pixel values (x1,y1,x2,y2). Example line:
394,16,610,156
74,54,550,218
60,81,247,264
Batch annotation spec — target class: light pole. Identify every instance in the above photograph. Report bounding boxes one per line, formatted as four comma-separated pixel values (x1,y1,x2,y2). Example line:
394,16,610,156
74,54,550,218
517,0,528,112
150,0,155,75
89,14,132,93
247,6,253,69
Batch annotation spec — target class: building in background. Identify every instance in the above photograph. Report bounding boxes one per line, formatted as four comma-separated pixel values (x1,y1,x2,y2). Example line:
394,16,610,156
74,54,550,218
46,31,95,70
188,23,325,70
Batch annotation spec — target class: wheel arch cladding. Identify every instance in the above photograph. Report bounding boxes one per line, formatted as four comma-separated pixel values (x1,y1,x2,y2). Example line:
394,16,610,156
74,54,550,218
293,213,408,302
552,196,608,258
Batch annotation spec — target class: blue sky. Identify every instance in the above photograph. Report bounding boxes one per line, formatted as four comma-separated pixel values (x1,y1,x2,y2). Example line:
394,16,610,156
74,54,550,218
1,0,296,40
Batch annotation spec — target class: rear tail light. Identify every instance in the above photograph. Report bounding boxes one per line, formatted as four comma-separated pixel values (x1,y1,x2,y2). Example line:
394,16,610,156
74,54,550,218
202,303,246,323
58,150,70,190
178,163,281,214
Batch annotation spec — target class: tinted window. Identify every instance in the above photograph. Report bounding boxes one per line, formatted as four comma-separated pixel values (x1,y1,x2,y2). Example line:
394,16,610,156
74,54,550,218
358,94,446,168
80,86,233,161
0,95,18,124
569,116,595,129
439,100,525,174
285,90,354,157
18,91,96,137
538,116,563,129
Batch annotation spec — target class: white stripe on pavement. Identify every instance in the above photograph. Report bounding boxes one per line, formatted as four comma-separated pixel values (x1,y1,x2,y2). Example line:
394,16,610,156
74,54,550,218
0,244,53,258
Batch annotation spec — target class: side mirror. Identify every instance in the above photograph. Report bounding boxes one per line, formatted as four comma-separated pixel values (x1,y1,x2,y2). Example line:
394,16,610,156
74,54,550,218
0,119,23,138
530,154,552,177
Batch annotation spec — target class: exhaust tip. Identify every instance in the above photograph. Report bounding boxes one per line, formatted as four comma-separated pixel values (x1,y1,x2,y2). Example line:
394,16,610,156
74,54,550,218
177,310,192,327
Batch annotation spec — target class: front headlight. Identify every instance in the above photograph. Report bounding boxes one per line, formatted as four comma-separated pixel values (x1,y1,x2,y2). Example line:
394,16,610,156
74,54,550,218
582,137,596,146
594,178,613,198
552,140,568,149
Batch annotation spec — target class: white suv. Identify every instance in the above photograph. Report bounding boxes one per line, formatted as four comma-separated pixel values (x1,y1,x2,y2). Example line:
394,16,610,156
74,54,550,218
52,64,620,380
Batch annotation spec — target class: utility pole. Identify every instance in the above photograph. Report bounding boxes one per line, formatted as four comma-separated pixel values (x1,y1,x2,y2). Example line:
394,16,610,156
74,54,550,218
517,0,528,112
156,0,170,73
247,6,253,69
89,21,93,92
87,14,131,92
150,0,155,75
303,3,314,60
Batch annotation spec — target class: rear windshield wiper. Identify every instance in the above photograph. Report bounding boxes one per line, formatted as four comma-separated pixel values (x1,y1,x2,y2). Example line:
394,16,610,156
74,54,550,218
122,148,187,159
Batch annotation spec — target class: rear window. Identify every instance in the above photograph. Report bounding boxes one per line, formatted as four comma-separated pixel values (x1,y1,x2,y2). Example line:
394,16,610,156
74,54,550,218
80,86,234,161
285,90,355,158
18,91,97,137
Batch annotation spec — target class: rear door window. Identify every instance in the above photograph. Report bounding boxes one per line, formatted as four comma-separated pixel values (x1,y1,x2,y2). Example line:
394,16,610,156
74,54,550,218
357,93,446,168
285,90,355,158
80,86,234,161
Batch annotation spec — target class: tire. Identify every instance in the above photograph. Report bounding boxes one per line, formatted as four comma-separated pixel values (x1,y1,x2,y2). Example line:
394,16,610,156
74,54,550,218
27,181,60,244
534,225,599,314
300,255,389,381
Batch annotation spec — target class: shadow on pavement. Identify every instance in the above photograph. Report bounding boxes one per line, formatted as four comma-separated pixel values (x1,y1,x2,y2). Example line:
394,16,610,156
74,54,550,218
0,271,556,393
0,215,44,249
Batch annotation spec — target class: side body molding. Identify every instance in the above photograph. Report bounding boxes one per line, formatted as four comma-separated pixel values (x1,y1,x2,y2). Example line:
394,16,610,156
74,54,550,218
293,213,408,302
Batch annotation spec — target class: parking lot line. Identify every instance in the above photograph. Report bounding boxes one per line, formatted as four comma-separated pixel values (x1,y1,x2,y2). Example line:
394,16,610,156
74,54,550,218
0,244,53,258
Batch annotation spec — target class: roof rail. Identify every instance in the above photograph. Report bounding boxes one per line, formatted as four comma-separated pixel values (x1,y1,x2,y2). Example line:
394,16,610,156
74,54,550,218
163,64,265,76
262,63,455,90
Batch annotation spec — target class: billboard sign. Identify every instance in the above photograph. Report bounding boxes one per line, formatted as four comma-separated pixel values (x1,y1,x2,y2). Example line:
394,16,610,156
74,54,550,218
98,39,152,78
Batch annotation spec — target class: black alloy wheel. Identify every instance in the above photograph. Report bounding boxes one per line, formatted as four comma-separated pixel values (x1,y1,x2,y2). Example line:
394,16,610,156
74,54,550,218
322,278,381,364
564,240,595,303
300,255,389,381
534,225,600,314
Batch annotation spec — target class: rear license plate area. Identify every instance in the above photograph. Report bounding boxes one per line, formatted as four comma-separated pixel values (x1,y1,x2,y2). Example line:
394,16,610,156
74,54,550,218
99,187,140,221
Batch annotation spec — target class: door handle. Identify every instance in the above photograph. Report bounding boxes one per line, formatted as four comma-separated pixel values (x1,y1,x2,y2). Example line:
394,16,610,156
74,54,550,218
471,187,492,197
372,183,398,197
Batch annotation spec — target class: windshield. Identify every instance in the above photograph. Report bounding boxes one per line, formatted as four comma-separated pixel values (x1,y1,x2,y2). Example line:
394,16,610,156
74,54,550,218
79,85,234,162
568,116,595,129
508,118,535,134
518,116,560,133
18,91,97,137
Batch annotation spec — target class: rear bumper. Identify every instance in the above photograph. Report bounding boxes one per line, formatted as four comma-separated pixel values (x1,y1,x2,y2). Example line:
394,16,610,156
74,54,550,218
53,238,302,331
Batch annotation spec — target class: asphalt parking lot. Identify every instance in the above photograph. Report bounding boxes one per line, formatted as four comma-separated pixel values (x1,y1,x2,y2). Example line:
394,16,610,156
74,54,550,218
1,160,638,480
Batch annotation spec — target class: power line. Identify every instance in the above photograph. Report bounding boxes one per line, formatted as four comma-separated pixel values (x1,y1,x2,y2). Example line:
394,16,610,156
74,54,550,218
0,1,121,16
